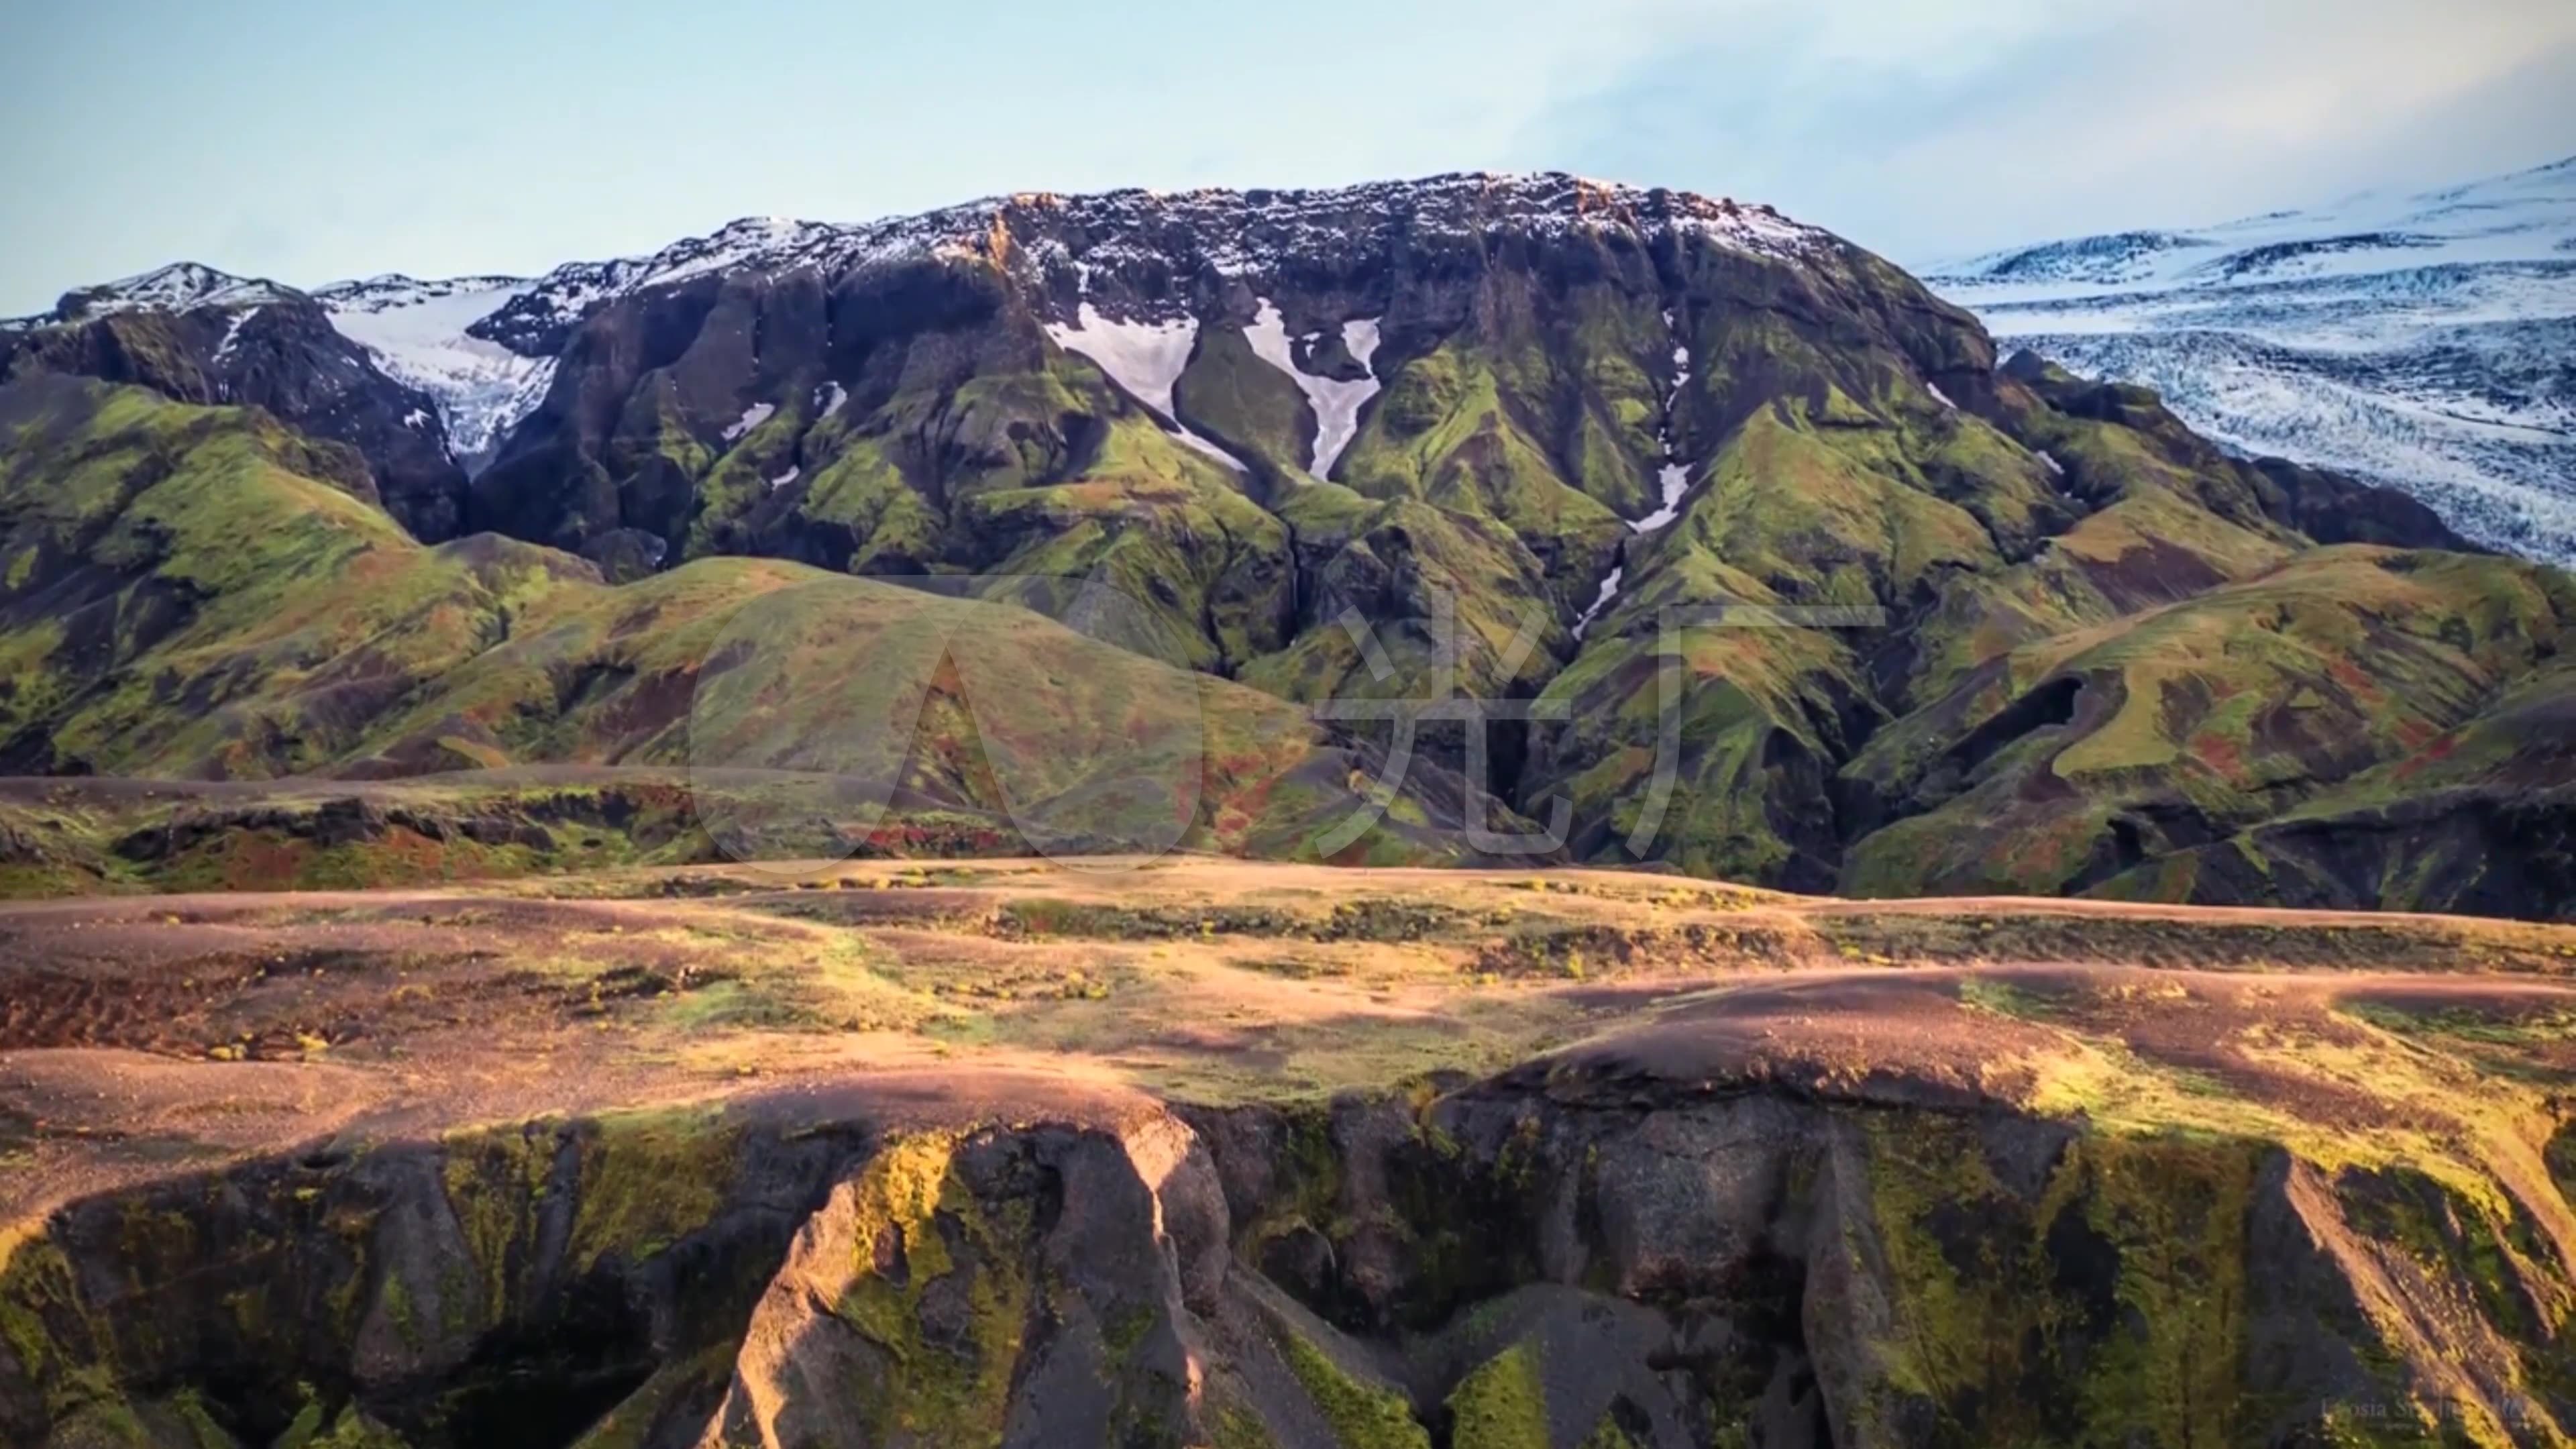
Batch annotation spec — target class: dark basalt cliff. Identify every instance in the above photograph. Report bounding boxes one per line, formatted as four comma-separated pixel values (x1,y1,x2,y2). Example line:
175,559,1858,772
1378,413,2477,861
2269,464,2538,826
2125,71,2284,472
5,1075,2569,1448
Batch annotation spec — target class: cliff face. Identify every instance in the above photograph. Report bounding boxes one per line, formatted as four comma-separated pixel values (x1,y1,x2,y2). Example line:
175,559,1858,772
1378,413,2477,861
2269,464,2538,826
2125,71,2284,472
5,1083,2568,1448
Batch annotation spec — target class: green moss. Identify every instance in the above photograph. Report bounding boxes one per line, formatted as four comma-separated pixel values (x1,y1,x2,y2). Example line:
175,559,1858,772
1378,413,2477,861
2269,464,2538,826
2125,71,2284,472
42,1399,161,1448
0,1223,56,1376
306,1406,412,1447
682,394,813,560
1956,977,2059,1022
441,1118,561,1330
1210,1404,1280,1449
1444,1340,1549,1449
790,434,944,572
956,412,1291,672
1530,607,1863,881
827,1133,1035,1444
1336,338,1621,584
1855,1114,2263,1446
271,1393,327,1449
1240,1106,1346,1258
566,1107,736,1271
2059,1136,2259,1440
1844,543,2569,901
1676,407,2000,606
0,1227,121,1420
1580,1415,1644,1449
1173,321,1315,478
166,1389,240,1449
378,1269,421,1352
1275,1328,1429,1449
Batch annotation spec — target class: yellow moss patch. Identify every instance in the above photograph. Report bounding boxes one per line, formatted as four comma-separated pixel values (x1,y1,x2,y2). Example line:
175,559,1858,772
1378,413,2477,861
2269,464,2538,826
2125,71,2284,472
566,1106,736,1271
1275,1328,1429,1449
829,1133,1036,1444
1446,1340,1549,1449
1860,1114,2266,1447
441,1120,564,1328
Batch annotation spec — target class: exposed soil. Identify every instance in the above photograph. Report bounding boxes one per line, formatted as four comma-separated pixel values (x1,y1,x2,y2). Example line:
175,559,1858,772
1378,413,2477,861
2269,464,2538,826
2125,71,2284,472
2,856,2571,1230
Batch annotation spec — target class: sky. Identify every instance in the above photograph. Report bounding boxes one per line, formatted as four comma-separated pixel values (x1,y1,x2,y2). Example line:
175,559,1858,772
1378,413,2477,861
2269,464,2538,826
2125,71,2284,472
3,0,2572,315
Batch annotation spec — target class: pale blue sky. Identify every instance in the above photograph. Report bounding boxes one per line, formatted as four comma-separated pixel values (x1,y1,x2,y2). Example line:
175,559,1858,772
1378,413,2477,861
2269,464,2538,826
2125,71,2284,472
5,0,2571,313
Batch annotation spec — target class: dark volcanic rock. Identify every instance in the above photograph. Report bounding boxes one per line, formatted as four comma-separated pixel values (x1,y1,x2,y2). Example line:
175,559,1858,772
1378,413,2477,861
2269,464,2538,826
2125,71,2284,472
6,1076,2566,1447
2,295,468,541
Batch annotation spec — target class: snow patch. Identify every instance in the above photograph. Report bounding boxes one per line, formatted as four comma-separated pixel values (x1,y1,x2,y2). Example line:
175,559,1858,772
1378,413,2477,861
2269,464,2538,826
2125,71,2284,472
1046,303,1243,470
1631,464,1691,535
769,465,801,490
1572,566,1624,641
50,263,295,322
1617,306,1701,535
722,402,776,442
2036,449,2065,476
813,382,847,418
1171,431,1247,470
1046,304,1195,415
1926,380,1957,409
401,409,430,431
212,307,260,364
1242,299,1383,478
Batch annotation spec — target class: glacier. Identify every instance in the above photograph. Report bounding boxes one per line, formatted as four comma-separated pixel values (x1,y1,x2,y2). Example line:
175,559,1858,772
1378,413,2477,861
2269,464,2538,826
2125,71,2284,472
1930,155,2576,565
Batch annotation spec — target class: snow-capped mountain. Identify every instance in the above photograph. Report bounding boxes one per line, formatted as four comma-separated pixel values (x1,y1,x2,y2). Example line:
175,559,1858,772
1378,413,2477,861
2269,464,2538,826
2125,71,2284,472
5,173,1827,492
1929,155,2576,564
22,262,302,324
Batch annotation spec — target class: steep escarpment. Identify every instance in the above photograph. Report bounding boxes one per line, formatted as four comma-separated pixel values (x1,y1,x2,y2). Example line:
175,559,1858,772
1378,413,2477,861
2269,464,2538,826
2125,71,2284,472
5,1074,2571,1448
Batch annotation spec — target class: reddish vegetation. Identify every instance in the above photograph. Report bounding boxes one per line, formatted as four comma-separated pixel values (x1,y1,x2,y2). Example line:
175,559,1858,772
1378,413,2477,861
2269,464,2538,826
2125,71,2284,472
2192,733,2245,779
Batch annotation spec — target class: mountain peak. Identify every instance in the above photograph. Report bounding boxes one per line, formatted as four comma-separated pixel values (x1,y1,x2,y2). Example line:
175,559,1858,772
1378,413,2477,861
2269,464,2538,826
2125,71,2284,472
45,262,299,323
12,173,1830,341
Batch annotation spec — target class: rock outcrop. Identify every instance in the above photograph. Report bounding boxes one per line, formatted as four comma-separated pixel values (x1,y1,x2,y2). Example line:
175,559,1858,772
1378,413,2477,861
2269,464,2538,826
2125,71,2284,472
5,1067,2569,1448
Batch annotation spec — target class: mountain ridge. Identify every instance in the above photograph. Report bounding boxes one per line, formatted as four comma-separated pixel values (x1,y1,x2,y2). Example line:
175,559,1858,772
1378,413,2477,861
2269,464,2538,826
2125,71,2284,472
4,171,1839,500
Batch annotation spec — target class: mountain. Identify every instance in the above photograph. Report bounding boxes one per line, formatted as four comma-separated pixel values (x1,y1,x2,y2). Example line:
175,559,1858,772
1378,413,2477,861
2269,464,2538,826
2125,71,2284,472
1928,154,2576,565
0,371,1521,872
0,262,476,539
3,172,2571,919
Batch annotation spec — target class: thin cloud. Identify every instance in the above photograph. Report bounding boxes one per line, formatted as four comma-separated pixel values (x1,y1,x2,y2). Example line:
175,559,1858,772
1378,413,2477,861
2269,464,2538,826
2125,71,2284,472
1530,0,2576,261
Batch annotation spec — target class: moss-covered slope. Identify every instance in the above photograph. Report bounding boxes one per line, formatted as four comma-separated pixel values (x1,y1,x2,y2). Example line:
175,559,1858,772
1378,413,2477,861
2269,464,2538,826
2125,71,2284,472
0,376,1512,870
6,174,2573,918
